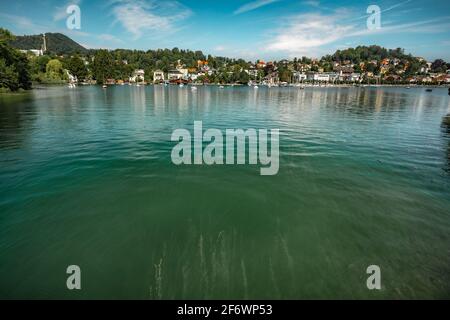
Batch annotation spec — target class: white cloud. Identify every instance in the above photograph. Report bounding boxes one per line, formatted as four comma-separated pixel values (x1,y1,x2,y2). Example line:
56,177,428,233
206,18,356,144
234,0,280,15
98,33,124,44
214,45,226,51
266,12,355,56
265,8,450,58
110,0,191,39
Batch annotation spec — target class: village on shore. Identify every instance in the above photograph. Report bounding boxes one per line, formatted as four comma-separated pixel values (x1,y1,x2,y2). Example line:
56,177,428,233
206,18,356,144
54,53,450,88
94,57,450,88
3,30,450,93
66,55,450,89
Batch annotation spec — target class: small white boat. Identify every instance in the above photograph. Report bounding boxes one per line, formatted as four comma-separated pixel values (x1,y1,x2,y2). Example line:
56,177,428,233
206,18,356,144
179,83,184,88
102,85,107,89
219,85,224,89
254,85,259,89
191,86,197,90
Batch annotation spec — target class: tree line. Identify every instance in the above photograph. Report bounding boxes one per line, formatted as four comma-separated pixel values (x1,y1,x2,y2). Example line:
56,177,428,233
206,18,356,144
0,28,32,91
2,28,450,91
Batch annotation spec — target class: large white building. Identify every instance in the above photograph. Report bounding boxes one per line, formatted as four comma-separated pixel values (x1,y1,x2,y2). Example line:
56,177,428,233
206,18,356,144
20,33,47,57
293,72,307,82
20,49,44,56
307,72,330,82
168,69,184,80
168,60,189,81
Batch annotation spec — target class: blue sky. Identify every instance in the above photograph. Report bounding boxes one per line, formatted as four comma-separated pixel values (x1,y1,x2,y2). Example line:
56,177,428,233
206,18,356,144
1,0,449,61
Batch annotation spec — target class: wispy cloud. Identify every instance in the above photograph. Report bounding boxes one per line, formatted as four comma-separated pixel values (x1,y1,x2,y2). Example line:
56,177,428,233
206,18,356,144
234,0,280,15
0,13,49,34
110,0,191,39
350,16,450,36
266,11,355,56
98,33,124,44
266,6,450,58
214,45,226,52
347,0,413,22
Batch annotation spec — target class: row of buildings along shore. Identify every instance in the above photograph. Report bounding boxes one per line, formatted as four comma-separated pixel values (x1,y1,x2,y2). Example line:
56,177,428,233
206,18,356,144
105,59,450,86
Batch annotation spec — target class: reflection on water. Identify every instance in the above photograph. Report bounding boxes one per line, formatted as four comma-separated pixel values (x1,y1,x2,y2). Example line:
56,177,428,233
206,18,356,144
442,114,450,172
0,93,35,150
0,85,450,299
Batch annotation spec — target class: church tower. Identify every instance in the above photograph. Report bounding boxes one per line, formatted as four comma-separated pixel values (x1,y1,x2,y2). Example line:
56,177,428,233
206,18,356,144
42,33,47,53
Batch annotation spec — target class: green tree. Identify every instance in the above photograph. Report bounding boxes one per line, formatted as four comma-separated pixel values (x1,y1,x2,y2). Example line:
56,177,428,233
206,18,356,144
365,63,376,73
405,60,421,76
0,58,19,91
46,59,65,80
30,55,51,74
15,53,32,88
431,59,447,73
278,67,292,83
92,49,113,84
0,28,32,91
238,71,249,84
65,55,88,80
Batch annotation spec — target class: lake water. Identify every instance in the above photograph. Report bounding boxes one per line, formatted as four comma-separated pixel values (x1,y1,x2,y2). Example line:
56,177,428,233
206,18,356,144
0,85,449,299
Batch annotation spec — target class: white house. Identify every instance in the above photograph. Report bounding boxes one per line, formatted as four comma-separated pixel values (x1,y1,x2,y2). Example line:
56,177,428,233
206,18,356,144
153,70,165,83
326,72,340,82
307,72,330,82
293,72,307,82
66,70,77,83
20,49,44,56
168,69,184,80
350,73,362,82
19,34,46,57
189,73,199,81
130,69,145,83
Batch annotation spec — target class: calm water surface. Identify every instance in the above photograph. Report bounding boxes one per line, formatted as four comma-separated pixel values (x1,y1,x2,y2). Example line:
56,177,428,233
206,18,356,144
0,85,449,299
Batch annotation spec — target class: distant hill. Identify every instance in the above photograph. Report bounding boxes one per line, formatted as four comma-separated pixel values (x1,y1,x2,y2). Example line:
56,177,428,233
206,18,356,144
330,45,414,63
9,33,88,55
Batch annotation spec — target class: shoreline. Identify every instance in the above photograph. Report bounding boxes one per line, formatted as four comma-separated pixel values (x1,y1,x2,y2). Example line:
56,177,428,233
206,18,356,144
27,83,450,89
2,83,449,94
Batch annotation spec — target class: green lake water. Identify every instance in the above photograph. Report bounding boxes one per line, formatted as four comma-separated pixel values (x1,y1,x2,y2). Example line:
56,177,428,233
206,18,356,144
0,85,449,299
